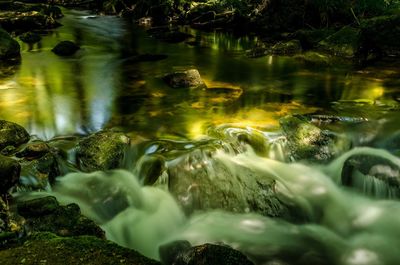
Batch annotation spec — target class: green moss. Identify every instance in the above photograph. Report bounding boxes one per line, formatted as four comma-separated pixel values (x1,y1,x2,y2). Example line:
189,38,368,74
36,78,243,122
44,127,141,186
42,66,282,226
318,26,361,58
0,232,161,265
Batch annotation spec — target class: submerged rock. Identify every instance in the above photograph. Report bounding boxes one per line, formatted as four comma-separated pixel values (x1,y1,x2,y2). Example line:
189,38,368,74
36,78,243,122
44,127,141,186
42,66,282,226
167,148,291,218
76,131,130,172
163,69,206,89
160,241,254,265
341,154,400,198
17,196,105,238
0,28,20,59
19,32,41,43
0,155,21,194
0,120,30,151
0,232,161,265
280,115,350,162
52,40,80,56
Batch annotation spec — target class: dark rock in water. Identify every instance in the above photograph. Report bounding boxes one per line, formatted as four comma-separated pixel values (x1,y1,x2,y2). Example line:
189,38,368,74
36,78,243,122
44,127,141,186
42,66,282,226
159,240,192,265
0,232,161,265
317,26,361,58
0,155,21,194
0,120,30,151
17,196,105,238
270,39,302,55
341,154,400,198
52,40,80,56
163,69,206,89
160,241,254,265
19,32,41,43
0,28,20,59
280,115,350,162
137,155,165,185
168,148,291,218
76,131,130,172
19,151,60,190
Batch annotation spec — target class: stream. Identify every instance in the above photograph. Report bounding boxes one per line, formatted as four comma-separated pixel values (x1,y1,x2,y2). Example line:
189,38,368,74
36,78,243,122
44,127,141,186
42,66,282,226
2,8,400,265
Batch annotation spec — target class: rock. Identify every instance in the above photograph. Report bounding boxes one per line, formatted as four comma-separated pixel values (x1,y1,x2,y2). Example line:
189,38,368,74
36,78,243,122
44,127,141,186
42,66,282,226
16,141,50,160
270,39,302,55
137,155,165,185
167,148,291,218
317,26,362,58
160,241,254,265
294,51,333,66
17,196,105,238
76,131,130,172
52,40,80,56
19,152,60,190
0,197,8,233
280,115,350,162
0,28,20,59
19,32,41,43
0,232,161,265
361,14,400,57
0,155,21,194
291,28,336,49
0,120,30,151
0,11,60,33
163,69,206,89
159,240,191,265
341,154,400,198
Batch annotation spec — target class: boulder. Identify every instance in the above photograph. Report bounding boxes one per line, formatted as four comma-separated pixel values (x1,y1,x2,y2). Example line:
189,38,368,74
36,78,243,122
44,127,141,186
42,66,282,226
76,131,130,172
163,69,206,89
361,14,400,57
0,28,20,59
291,28,336,49
318,26,362,58
0,11,60,33
52,40,80,56
0,120,30,151
167,148,291,218
17,196,105,238
160,241,254,265
19,32,41,43
280,115,350,162
0,155,21,194
341,154,400,198
0,232,161,265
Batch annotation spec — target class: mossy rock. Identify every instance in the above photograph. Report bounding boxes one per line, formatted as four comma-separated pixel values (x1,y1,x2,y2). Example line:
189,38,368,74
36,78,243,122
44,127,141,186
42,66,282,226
280,115,351,162
318,26,362,58
17,196,105,238
76,131,130,172
271,39,302,55
291,28,336,49
361,14,400,56
0,155,21,194
163,69,206,89
294,51,333,66
0,232,161,265
0,28,20,59
0,120,30,151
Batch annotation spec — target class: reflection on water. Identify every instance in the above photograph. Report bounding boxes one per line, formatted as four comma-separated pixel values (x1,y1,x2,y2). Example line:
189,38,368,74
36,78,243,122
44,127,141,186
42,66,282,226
0,9,400,140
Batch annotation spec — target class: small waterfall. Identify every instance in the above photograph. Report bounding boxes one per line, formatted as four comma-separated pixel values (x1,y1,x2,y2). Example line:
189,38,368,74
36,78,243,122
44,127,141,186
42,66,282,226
50,147,400,265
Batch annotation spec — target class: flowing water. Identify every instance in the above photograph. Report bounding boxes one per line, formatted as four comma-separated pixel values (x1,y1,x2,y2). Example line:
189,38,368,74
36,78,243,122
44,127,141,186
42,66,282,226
2,8,400,265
